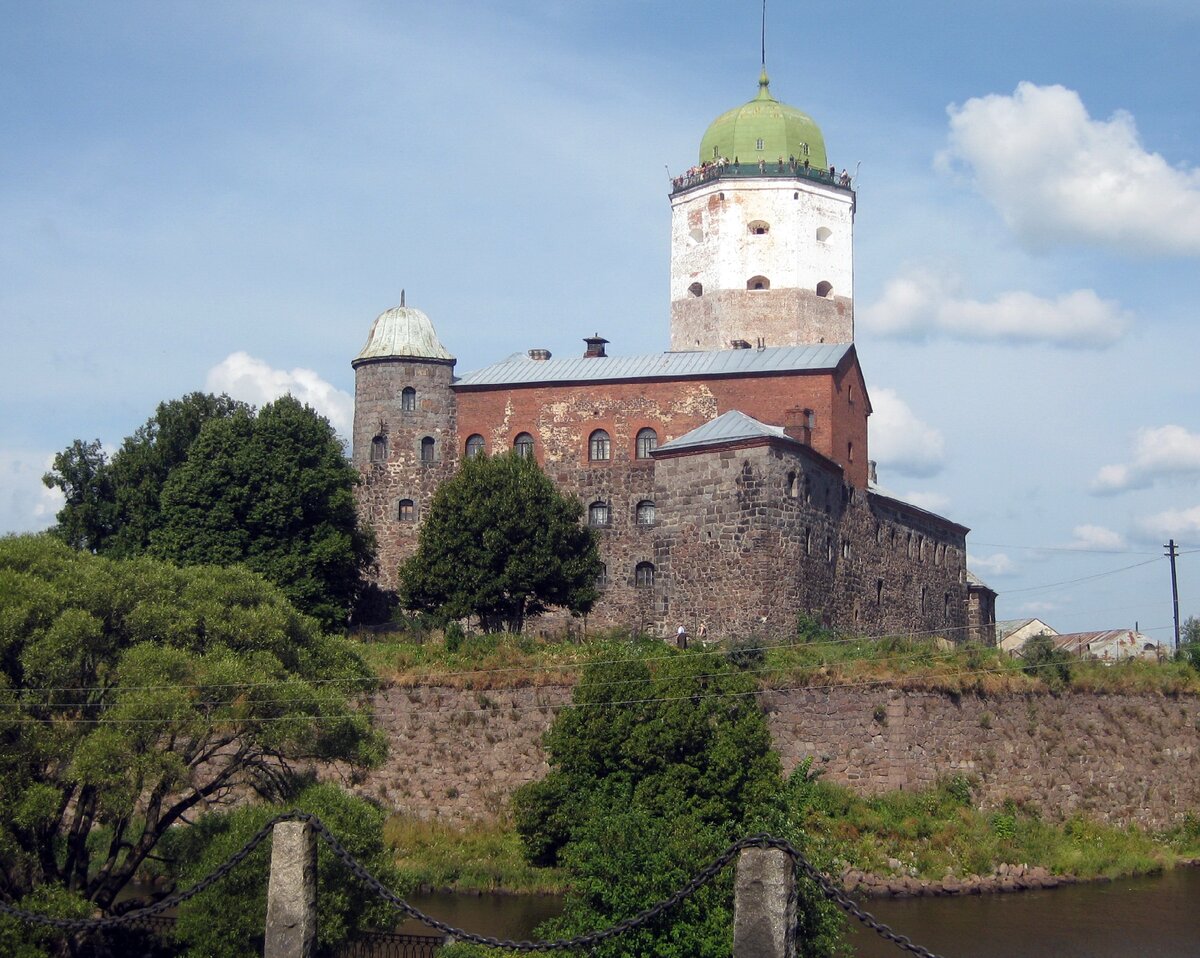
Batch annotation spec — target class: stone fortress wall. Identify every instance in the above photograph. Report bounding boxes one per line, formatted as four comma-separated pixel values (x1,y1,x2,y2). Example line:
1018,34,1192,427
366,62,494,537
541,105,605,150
352,684,1200,831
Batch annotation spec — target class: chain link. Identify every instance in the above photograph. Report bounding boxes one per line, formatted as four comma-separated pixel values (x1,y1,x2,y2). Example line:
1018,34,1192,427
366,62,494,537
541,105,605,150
0,814,945,956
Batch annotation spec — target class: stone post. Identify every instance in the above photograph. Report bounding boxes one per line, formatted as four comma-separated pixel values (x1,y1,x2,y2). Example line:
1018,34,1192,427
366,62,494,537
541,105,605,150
264,820,317,958
732,846,796,958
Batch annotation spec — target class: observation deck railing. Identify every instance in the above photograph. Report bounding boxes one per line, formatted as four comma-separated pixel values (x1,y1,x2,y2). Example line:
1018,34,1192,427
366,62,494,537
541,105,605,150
670,159,853,196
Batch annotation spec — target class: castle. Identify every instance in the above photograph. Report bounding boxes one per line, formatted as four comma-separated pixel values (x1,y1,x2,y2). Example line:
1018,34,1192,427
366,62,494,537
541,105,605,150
351,67,995,642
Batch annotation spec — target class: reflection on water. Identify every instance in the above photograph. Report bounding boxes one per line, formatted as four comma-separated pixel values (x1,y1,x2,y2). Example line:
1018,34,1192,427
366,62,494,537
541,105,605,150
392,890,563,941
849,866,1200,958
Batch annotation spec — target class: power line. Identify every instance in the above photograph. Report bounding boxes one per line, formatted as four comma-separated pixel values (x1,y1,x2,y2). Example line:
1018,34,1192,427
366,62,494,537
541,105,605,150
0,655,1144,727
999,558,1160,596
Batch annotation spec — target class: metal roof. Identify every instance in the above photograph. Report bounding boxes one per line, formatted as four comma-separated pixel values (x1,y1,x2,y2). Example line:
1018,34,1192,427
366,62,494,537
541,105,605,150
655,410,788,454
454,342,851,388
354,304,454,363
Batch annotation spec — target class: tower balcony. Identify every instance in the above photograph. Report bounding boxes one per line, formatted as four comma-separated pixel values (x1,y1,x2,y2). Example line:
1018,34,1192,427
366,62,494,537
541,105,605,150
670,159,854,196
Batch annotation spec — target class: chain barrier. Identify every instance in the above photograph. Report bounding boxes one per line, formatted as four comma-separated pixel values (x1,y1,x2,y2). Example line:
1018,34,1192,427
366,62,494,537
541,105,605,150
0,813,945,956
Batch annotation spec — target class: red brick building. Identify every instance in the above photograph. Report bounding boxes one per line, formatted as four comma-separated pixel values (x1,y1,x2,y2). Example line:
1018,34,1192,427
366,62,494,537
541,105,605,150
351,70,986,642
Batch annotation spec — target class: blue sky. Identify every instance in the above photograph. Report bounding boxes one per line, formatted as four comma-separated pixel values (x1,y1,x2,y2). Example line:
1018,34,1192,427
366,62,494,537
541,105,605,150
3,0,1198,640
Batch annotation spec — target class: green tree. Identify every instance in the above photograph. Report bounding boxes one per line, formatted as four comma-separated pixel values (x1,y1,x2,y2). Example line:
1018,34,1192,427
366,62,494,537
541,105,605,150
42,393,246,556
149,395,374,630
400,451,601,632
43,393,371,630
1019,632,1073,689
510,649,841,958
1180,615,1200,670
0,535,384,945
167,781,407,958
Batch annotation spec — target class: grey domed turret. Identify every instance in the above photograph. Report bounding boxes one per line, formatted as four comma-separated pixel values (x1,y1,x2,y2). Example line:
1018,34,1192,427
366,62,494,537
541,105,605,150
351,295,458,589
353,293,454,366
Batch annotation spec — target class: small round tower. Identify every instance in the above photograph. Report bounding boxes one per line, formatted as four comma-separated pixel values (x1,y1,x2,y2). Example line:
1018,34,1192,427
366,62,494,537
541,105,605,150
351,295,457,587
669,69,855,351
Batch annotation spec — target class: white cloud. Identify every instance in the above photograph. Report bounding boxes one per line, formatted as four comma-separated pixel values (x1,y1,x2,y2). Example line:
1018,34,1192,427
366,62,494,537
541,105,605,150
939,82,1200,254
206,352,354,437
0,451,63,535
868,387,947,478
862,271,1128,347
900,490,951,514
1091,425,1200,494
1135,505,1200,541
1064,524,1126,551
969,552,1016,578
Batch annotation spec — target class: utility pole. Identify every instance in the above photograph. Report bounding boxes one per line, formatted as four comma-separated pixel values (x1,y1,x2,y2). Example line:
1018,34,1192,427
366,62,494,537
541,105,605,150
1165,539,1180,653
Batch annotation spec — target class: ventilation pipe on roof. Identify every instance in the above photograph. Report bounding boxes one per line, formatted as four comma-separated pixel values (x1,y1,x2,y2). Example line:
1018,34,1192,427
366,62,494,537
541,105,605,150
583,334,609,358
528,348,552,361
868,460,878,485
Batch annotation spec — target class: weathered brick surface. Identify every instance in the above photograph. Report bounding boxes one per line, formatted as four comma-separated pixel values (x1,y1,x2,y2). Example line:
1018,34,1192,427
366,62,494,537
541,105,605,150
348,685,1200,830
355,352,902,636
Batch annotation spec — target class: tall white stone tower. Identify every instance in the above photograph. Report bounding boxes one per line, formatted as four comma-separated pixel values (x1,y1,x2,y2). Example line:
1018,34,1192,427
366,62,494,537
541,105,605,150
669,69,855,351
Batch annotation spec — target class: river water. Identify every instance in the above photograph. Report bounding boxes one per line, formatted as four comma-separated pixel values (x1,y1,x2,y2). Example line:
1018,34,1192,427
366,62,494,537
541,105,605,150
396,867,1200,956
847,866,1200,958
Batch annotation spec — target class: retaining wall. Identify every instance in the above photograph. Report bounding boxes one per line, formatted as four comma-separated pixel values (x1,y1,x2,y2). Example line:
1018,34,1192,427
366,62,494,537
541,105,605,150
350,685,1200,829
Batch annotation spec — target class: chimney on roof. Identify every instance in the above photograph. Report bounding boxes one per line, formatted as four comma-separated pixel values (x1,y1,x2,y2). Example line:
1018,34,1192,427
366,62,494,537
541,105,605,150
583,334,609,358
528,348,552,361
868,460,878,485
782,407,812,445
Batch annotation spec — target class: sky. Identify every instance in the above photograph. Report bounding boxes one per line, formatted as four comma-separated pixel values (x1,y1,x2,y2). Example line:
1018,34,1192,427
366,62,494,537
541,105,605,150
2,0,1198,640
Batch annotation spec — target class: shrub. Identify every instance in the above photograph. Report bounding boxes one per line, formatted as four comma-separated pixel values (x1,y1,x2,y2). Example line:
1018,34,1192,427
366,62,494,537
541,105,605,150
725,636,767,671
1020,633,1073,688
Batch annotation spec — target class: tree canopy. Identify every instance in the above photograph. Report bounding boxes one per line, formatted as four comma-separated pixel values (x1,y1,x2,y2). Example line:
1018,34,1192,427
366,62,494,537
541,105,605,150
0,535,384,937
509,649,841,958
400,451,601,632
44,393,374,630
43,392,247,557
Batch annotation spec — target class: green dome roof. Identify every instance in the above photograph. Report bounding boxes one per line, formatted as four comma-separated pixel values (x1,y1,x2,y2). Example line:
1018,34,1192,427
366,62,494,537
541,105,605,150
698,69,828,171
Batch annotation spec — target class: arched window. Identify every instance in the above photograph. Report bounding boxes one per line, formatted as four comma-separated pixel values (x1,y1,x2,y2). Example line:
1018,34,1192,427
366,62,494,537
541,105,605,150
635,562,655,587
687,282,703,297
636,500,656,526
816,281,833,298
370,435,387,463
876,579,884,606
589,429,610,462
635,427,658,459
398,499,415,522
596,563,608,588
401,387,416,411
748,220,770,235
514,433,534,458
420,436,435,462
786,471,798,498
465,434,485,458
588,501,610,527
747,275,771,291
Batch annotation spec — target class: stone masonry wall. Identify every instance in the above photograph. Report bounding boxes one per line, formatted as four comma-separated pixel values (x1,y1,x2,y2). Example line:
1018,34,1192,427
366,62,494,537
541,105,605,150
350,684,1200,830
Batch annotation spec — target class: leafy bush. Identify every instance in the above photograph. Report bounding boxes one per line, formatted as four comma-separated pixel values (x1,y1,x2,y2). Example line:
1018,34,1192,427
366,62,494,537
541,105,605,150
512,649,842,957
725,636,767,671
1020,633,1073,688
